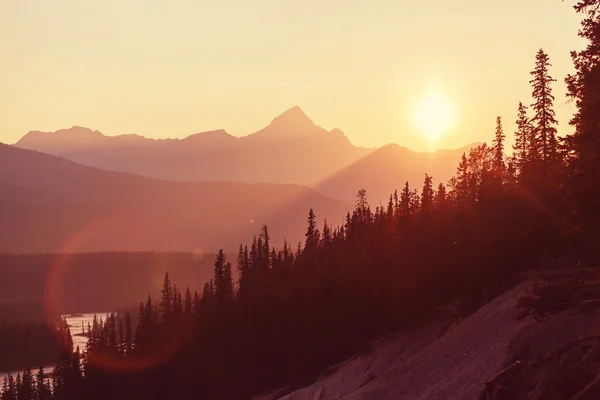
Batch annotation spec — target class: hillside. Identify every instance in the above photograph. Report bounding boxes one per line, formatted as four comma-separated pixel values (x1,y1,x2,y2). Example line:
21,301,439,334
316,143,480,203
0,252,221,313
14,107,372,185
253,265,600,400
0,144,350,253
256,281,532,400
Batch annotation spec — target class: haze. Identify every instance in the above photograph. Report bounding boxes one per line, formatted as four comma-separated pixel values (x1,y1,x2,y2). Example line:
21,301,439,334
0,0,583,150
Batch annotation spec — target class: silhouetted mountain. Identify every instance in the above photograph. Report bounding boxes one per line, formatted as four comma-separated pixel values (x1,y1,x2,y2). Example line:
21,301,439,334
0,144,350,253
15,107,372,185
315,142,482,203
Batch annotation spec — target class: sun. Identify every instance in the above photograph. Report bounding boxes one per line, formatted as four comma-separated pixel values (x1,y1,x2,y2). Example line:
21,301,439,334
413,89,455,143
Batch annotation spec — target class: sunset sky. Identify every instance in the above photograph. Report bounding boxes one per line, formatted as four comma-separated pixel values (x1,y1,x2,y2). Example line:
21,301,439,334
0,0,584,151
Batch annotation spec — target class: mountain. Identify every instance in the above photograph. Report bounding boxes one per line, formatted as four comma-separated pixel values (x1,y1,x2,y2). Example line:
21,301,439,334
15,107,373,185
315,143,481,204
0,144,350,253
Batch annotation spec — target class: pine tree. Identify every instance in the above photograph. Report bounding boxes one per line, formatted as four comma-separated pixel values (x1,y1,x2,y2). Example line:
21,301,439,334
355,189,369,222
420,174,435,212
159,272,174,322
213,250,226,298
322,219,332,245
512,102,531,170
261,225,271,269
222,262,234,300
184,287,193,316
2,375,15,400
36,367,48,400
387,194,394,218
565,0,600,234
410,189,420,213
434,183,447,210
530,48,558,162
456,152,469,207
400,182,411,217
493,116,506,171
202,280,214,306
305,209,318,248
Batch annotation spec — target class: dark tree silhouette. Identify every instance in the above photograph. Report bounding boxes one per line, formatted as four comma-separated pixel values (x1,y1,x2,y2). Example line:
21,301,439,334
565,0,600,238
530,48,558,163
493,116,506,171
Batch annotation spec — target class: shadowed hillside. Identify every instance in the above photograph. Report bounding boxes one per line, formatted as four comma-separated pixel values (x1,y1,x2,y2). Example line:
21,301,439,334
0,252,221,313
316,142,481,203
0,144,350,253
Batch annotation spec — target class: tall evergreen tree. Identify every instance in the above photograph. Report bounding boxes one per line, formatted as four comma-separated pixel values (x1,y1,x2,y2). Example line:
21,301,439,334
305,209,318,249
565,0,600,235
493,116,506,171
512,102,532,170
420,174,435,212
159,272,174,322
530,48,558,162
213,250,226,299
400,182,411,217
434,183,447,210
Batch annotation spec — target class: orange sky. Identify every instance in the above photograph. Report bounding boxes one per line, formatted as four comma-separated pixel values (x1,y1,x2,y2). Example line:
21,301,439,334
0,0,585,151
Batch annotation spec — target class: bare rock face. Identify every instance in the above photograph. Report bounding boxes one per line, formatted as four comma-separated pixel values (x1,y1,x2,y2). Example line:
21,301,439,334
270,282,533,400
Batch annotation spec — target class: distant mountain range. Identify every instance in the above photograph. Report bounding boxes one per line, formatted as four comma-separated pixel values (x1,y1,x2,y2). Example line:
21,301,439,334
0,144,350,253
13,106,478,204
15,106,372,186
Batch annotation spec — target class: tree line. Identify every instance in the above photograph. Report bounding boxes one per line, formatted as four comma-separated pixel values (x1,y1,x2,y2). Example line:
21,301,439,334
2,2,600,399
0,303,70,373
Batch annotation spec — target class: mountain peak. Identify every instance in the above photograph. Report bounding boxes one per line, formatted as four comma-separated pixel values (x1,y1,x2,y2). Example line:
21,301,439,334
246,106,325,141
269,106,314,128
16,126,106,148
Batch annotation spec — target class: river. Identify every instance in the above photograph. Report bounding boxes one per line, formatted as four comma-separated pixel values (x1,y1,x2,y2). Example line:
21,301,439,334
0,313,107,381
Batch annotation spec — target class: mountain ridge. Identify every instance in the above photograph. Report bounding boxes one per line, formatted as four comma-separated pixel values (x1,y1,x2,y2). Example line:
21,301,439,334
13,106,373,185
0,143,351,253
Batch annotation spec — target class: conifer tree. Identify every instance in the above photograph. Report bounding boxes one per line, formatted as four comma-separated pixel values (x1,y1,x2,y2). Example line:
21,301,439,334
493,116,506,171
322,219,332,245
456,153,469,207
261,225,271,269
400,182,411,217
410,189,420,213
222,262,234,300
213,250,226,299
305,209,318,249
36,367,49,400
530,48,558,162
355,189,369,222
513,102,532,170
420,174,435,212
434,183,447,210
159,272,174,322
565,0,600,233
18,367,34,400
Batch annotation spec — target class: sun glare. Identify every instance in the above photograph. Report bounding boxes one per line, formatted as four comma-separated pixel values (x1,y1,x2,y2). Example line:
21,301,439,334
413,89,455,143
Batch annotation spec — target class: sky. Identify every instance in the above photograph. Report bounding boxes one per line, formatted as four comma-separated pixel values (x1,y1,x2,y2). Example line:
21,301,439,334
0,0,586,151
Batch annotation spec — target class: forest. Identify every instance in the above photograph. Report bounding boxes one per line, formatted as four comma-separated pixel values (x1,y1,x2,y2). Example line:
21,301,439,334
0,302,70,373
2,1,600,399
